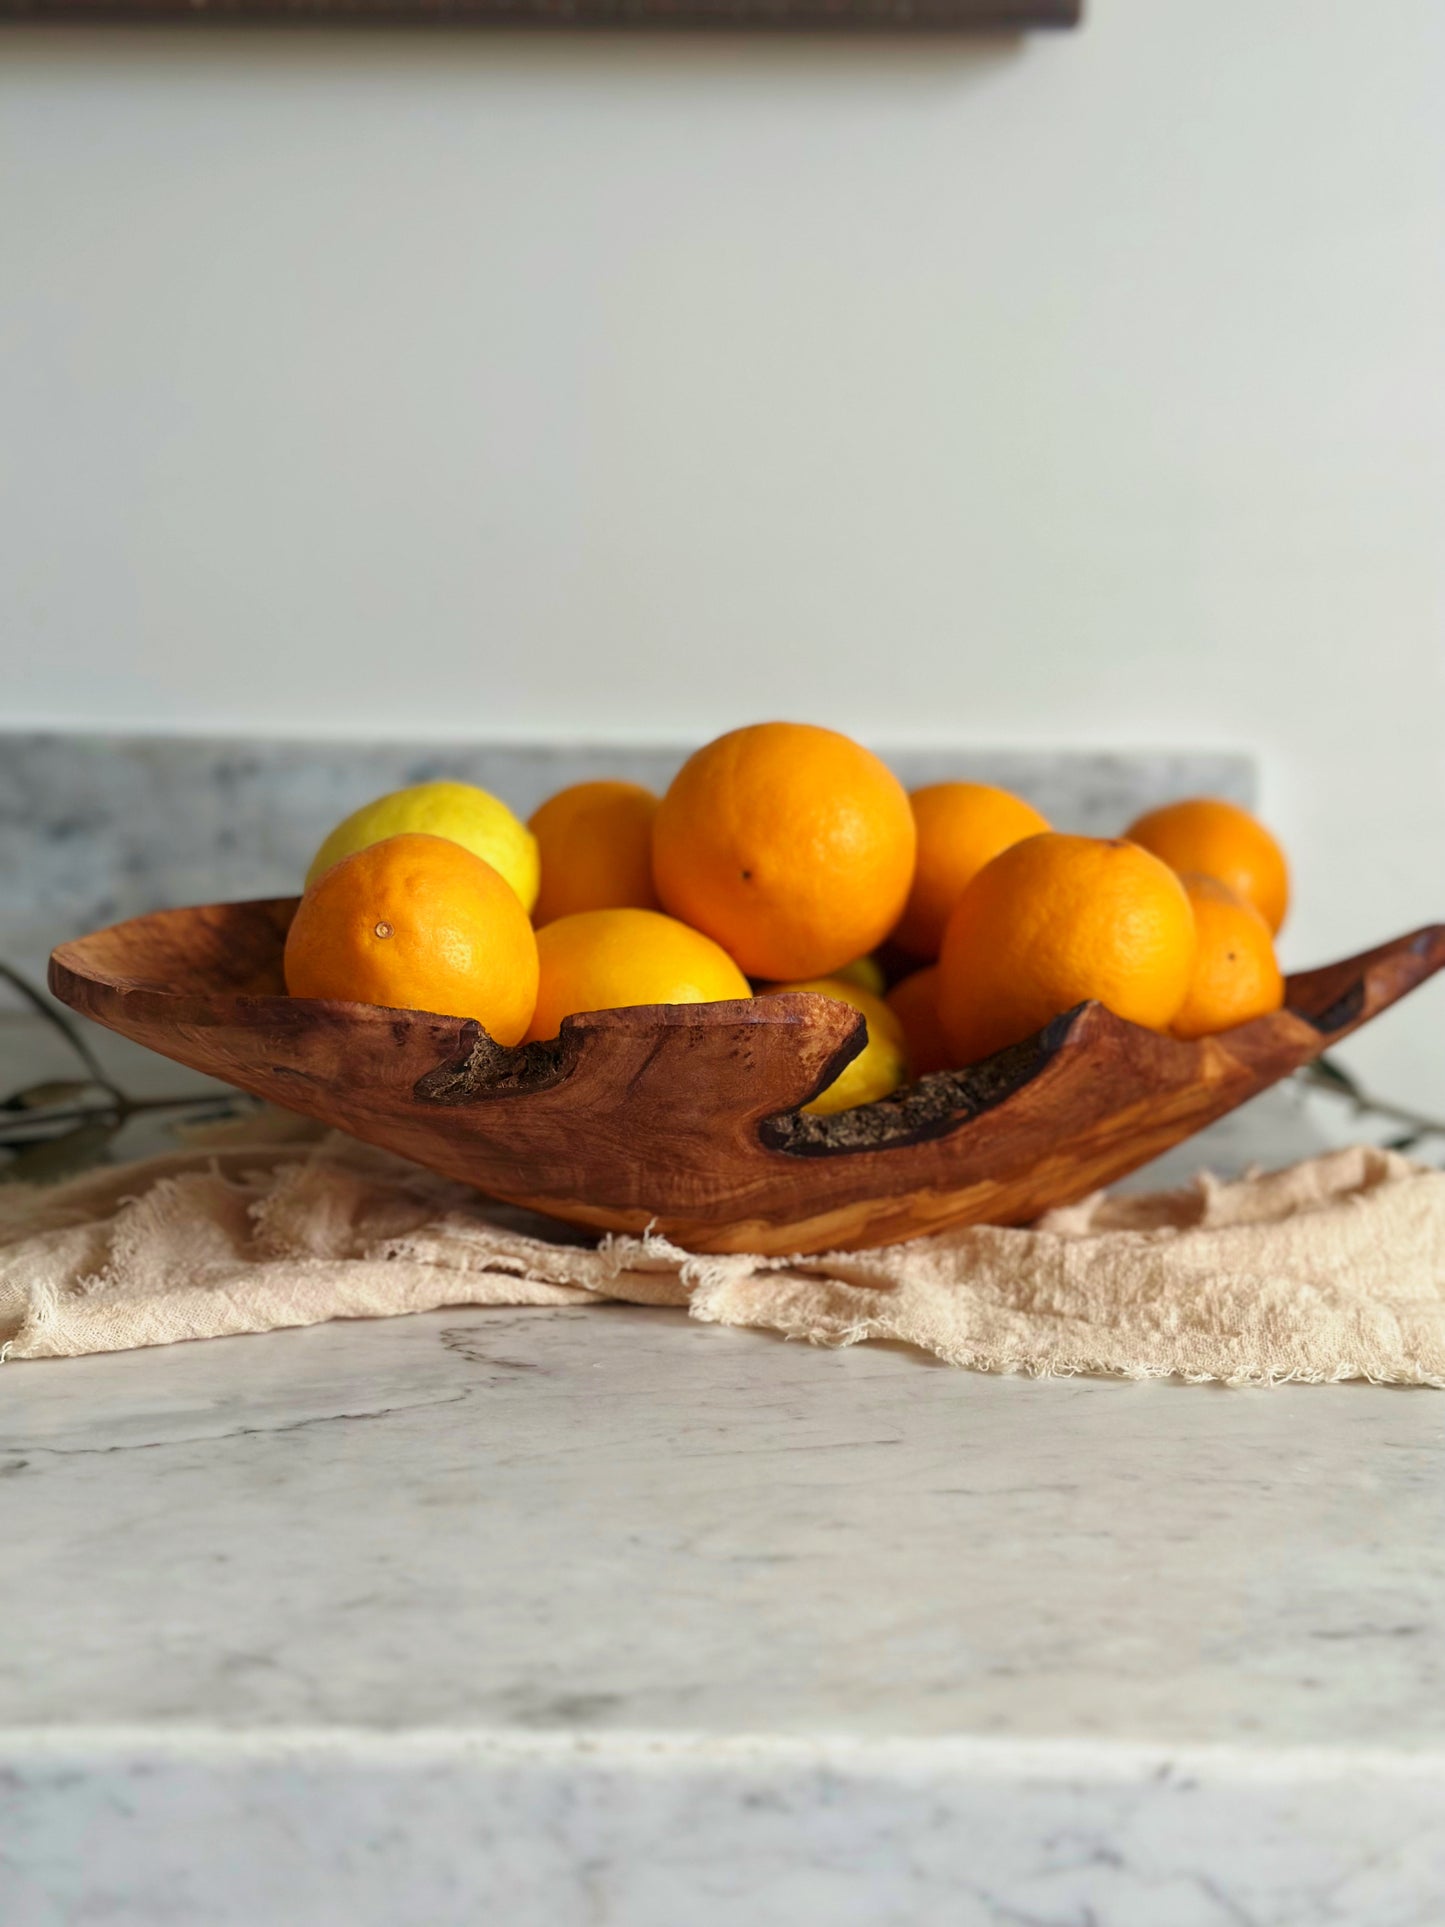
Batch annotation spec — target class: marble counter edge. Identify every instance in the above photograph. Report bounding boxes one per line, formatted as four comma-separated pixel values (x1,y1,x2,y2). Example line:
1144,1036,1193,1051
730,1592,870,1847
6,1723,1445,1781
8,1722,1443,1925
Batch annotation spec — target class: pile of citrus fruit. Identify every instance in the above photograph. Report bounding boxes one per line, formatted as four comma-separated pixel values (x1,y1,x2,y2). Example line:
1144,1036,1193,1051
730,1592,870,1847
284,722,1290,1116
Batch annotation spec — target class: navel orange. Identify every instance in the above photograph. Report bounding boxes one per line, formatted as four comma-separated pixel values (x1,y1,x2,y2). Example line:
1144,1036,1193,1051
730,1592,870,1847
1125,797,1290,935
651,723,916,981
284,832,539,1045
1170,874,1285,1039
760,976,908,1115
528,780,661,926
524,907,750,1044
937,833,1197,1064
892,783,1050,959
885,964,954,1076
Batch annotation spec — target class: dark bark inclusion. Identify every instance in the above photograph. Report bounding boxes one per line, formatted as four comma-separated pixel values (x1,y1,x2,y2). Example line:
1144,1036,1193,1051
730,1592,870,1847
761,1017,1073,1157
414,1023,569,1105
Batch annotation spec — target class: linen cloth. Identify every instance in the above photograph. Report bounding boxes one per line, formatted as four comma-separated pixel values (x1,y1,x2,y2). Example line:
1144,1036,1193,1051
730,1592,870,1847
3,1122,1443,1383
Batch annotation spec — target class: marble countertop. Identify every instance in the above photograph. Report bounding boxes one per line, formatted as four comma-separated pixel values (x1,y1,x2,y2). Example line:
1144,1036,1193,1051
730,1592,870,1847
4,1019,1444,1925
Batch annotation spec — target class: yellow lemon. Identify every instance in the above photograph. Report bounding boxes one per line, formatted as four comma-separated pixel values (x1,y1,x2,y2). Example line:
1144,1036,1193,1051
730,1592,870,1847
833,955,888,997
305,781,539,914
761,976,908,1116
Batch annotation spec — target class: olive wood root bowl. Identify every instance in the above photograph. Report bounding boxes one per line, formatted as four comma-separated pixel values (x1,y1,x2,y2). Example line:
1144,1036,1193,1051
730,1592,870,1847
49,900,1445,1255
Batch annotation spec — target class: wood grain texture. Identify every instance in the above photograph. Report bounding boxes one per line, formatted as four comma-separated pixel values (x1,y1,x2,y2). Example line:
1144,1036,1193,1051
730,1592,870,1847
50,901,1445,1254
0,0,1079,26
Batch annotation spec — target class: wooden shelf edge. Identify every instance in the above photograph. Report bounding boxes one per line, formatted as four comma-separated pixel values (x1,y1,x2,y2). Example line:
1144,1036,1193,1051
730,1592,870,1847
0,0,1081,28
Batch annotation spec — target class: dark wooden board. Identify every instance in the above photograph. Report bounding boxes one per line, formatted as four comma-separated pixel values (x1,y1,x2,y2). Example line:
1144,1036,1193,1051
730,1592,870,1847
50,899,1445,1255
1,0,1079,26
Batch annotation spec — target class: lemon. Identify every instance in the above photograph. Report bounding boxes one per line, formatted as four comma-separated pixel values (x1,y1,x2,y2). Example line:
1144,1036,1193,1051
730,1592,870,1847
305,781,540,913
760,975,908,1115
833,955,887,997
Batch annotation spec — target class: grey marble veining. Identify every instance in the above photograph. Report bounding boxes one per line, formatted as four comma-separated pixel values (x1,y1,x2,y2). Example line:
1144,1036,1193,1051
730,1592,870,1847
0,731,1252,988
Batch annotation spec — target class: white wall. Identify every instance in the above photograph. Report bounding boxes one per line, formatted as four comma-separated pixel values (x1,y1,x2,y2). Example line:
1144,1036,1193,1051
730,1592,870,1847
3,2,1443,1104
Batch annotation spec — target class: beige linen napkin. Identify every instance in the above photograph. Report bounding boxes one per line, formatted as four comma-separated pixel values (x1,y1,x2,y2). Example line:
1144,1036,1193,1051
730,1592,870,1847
3,1125,1444,1382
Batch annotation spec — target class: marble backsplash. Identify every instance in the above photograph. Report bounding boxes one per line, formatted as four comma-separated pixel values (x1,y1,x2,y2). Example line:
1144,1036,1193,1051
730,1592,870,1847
0,733,1252,989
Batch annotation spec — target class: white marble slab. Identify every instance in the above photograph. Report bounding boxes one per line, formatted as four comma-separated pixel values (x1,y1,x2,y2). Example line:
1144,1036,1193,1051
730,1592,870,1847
4,1244,1445,1923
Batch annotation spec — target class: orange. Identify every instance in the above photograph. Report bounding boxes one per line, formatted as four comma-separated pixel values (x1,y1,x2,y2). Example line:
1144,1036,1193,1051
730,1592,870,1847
652,722,916,981
892,783,1051,959
937,833,1197,1064
528,780,661,926
284,832,539,1045
760,976,908,1115
1125,797,1290,935
525,907,750,1043
1170,874,1285,1039
885,964,955,1076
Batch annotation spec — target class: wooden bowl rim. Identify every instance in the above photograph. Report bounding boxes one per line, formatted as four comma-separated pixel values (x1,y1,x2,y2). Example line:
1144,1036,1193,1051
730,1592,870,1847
48,899,1445,1163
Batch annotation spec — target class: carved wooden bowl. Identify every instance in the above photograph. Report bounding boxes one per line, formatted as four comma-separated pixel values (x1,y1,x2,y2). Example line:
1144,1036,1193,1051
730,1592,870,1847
49,901,1445,1255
